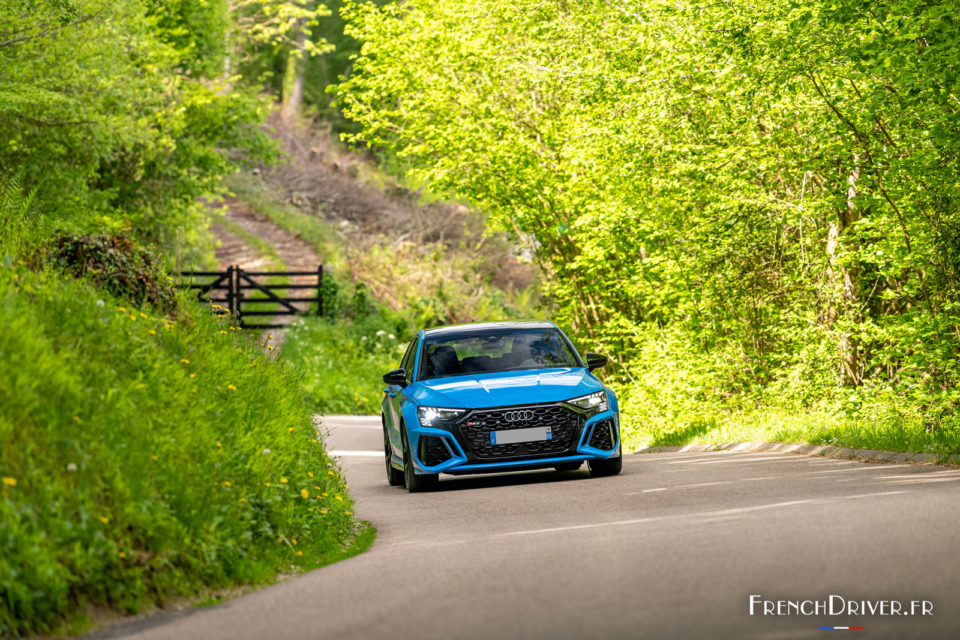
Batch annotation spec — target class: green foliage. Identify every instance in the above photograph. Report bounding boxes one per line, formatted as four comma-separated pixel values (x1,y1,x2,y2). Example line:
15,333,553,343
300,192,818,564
337,0,960,443
0,0,275,252
0,262,364,637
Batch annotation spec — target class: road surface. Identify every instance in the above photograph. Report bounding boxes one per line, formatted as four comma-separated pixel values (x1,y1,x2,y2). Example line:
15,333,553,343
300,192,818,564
97,415,960,639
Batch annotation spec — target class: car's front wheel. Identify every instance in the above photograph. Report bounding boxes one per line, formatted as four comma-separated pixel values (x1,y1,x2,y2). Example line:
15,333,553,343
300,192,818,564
588,453,622,477
384,423,404,487
402,426,438,492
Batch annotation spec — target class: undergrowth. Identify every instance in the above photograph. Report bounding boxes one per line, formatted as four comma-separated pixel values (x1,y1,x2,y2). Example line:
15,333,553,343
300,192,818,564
0,257,365,637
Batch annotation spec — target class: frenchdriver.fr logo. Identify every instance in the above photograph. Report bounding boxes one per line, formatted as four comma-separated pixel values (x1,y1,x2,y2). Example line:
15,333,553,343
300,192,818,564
749,594,934,631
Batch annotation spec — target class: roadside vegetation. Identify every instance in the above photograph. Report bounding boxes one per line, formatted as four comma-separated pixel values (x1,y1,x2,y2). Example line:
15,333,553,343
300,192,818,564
0,1,370,636
335,0,960,458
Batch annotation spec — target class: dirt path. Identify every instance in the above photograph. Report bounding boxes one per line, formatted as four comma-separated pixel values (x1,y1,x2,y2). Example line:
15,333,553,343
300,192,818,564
210,196,323,340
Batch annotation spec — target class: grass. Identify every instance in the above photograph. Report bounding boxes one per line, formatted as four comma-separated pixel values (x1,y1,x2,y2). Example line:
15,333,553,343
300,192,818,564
282,315,407,415
619,397,960,461
0,260,366,637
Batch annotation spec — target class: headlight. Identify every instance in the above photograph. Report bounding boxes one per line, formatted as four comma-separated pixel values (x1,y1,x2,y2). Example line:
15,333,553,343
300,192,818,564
418,406,466,427
564,391,608,416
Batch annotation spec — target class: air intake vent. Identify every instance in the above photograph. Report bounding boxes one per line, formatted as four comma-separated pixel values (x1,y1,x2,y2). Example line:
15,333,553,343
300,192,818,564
420,436,452,466
588,419,615,451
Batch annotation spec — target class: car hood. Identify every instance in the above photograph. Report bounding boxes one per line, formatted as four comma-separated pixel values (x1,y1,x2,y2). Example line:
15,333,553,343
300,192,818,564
407,368,603,409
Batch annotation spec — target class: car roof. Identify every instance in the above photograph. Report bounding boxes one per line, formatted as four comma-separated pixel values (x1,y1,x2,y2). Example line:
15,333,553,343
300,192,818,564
422,321,557,337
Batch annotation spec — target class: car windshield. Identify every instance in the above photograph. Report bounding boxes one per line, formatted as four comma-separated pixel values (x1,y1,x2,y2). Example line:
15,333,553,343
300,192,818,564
419,328,580,380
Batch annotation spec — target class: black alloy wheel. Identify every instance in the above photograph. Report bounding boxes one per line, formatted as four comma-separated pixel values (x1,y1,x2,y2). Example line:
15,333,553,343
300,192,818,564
402,426,438,492
588,452,623,477
384,423,404,487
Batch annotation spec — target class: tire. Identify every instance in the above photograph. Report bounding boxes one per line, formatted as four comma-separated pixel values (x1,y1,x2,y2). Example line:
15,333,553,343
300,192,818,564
588,453,622,477
554,461,582,473
384,424,404,487
402,426,438,492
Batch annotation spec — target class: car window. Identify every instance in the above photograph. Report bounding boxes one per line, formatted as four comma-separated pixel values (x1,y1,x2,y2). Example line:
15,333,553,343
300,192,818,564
419,329,579,380
399,337,417,382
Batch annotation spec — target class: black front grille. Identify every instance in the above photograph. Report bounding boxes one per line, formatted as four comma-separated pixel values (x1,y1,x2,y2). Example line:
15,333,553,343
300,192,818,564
458,404,580,460
420,436,452,466
588,419,615,451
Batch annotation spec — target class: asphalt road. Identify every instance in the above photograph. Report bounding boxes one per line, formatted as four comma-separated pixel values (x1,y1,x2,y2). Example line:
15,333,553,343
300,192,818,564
100,415,960,640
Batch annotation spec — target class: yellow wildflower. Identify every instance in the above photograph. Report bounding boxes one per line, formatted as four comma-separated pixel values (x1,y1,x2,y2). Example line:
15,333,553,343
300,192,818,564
280,478,288,484
320,509,327,514
327,471,335,476
265,482,271,487
148,329,156,335
2,477,16,487
288,427,294,433
190,373,197,379
240,497,247,503
268,334,273,340
268,345,274,351
227,384,237,390
151,455,158,461
335,495,343,501
180,358,190,364
220,330,227,335
314,486,322,490
117,306,127,312
216,442,222,447
321,492,328,497
129,315,136,321
308,472,314,478
300,489,309,499
237,348,242,353
139,313,148,319
73,416,81,422
118,552,126,559
291,538,297,545
99,516,109,524
296,551,303,557
223,481,231,487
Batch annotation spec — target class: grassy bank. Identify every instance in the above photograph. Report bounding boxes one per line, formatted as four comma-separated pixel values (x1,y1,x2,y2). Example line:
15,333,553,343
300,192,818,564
0,259,367,637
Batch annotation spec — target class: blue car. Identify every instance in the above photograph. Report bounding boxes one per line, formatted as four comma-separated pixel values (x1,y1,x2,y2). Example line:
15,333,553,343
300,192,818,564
381,321,622,491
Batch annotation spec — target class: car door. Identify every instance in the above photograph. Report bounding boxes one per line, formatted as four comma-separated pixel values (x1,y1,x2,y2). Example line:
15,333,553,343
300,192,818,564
386,336,418,458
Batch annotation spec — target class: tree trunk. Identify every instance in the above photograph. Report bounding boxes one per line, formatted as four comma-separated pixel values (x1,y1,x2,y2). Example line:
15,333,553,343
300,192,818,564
282,22,307,121
824,162,864,386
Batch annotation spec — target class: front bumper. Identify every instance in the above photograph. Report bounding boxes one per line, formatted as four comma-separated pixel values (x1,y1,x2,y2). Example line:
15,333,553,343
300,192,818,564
406,402,620,475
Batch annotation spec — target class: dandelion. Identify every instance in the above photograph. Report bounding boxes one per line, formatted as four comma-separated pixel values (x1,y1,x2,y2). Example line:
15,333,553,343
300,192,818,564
151,455,158,461
139,313,148,319
227,384,237,390
296,551,303,557
268,334,274,340
327,470,335,476
73,416,81,422
240,497,247,503
129,315,136,321
190,373,197,379
346,511,352,516
268,345,274,351
308,472,314,478
96,300,105,307
216,442,222,447
288,427,294,433
335,495,343,501
224,481,231,487
117,306,127,312
265,482,271,487
291,538,297,545
118,552,126,559
99,516,109,524
220,330,227,335
280,478,288,484
2,477,16,487
321,492,328,497
67,463,78,472
320,509,327,514
212,304,223,310
180,358,190,364
164,324,174,330
301,489,309,499
149,329,156,335
237,348,242,353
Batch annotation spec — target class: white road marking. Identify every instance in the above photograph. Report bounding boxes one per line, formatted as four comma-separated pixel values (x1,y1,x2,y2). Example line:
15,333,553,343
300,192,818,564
499,517,662,537
328,450,384,457
642,487,667,493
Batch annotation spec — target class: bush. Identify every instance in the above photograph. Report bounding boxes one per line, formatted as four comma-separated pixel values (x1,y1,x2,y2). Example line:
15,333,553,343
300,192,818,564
0,263,365,637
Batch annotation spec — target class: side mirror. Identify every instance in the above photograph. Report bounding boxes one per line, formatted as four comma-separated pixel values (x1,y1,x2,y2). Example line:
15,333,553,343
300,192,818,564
585,353,608,372
383,368,407,386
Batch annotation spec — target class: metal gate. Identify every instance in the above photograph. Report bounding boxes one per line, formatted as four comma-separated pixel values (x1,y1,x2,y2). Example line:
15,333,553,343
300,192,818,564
179,265,323,329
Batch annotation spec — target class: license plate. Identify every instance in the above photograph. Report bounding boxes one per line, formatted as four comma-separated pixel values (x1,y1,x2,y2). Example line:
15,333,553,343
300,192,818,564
490,426,552,445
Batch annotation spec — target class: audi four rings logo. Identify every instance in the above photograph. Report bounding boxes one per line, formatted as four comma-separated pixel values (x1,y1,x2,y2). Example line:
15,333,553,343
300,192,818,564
503,410,534,422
